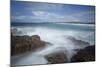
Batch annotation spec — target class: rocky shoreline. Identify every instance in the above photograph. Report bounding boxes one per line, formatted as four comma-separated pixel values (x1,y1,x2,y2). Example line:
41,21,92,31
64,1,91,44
45,52,68,64
11,33,95,64
11,34,46,56
71,45,95,62
44,45,95,64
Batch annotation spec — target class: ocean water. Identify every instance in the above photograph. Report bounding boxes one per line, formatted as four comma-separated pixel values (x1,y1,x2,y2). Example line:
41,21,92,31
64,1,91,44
11,23,95,65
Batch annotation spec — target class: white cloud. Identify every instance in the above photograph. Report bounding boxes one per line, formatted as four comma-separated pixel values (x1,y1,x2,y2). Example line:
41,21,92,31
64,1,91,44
12,11,82,22
12,10,95,22
32,11,44,16
31,11,76,22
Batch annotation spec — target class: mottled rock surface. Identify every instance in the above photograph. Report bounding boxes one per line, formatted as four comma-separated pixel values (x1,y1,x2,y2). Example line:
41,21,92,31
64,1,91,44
71,45,95,62
45,52,68,64
11,34,46,56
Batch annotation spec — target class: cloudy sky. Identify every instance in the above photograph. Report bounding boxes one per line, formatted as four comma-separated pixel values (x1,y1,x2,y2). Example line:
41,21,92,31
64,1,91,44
11,1,95,23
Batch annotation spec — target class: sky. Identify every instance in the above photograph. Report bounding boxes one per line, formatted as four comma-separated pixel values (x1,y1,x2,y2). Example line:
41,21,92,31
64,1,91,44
11,1,95,23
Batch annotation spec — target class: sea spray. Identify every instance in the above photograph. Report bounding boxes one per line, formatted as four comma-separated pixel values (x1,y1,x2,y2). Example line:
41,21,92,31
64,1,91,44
11,23,94,65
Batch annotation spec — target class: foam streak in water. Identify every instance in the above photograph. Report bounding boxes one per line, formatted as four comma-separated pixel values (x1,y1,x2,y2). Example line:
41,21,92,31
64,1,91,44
11,23,94,65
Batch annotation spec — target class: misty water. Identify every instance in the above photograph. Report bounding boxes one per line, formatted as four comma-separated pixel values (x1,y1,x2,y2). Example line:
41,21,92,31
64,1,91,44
11,23,95,65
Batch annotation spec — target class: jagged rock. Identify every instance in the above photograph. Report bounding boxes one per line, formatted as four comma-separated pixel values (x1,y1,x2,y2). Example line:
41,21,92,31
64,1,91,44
71,45,95,62
11,35,46,56
45,52,68,64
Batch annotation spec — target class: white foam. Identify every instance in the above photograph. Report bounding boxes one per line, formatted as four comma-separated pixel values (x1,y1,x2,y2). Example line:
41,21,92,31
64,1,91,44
11,24,94,65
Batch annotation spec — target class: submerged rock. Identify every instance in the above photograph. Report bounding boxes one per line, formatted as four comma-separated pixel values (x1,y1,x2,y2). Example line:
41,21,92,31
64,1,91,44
45,52,68,64
67,36,89,46
67,36,90,49
71,45,95,62
11,35,46,56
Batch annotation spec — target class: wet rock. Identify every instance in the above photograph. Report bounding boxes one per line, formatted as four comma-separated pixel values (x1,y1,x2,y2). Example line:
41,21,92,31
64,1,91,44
67,36,90,47
45,52,68,64
11,28,22,35
11,35,46,56
71,45,95,62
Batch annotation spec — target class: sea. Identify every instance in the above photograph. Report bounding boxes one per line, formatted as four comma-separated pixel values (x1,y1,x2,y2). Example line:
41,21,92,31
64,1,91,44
11,22,95,65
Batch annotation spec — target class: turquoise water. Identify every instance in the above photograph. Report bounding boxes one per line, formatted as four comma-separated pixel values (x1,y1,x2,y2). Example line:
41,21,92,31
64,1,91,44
12,23,94,31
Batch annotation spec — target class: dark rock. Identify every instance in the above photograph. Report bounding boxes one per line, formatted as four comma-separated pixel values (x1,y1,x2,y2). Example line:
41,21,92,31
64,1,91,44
11,28,17,34
11,28,22,35
45,52,68,64
11,35,46,56
71,45,95,62
67,36,90,47
45,42,53,46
